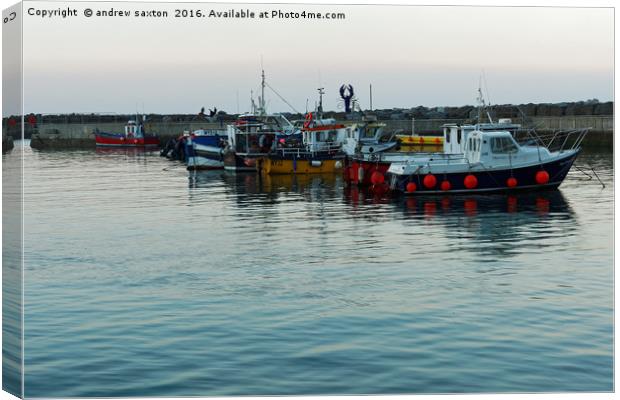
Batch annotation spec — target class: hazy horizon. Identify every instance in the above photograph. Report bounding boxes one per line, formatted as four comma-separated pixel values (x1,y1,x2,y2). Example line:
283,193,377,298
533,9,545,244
14,2,614,116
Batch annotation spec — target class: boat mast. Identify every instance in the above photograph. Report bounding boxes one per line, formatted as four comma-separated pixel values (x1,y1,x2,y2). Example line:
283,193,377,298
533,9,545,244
477,79,494,124
317,87,324,119
259,68,266,116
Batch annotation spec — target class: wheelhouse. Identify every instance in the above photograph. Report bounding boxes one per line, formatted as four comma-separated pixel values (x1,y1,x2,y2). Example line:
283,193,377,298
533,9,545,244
124,121,144,138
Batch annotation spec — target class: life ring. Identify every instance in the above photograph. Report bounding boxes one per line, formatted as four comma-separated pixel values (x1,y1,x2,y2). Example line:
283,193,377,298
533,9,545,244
303,112,313,129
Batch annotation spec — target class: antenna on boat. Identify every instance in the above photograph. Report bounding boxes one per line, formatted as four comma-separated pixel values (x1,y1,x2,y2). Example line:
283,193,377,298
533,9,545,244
477,75,494,124
317,87,324,119
369,84,373,111
256,56,266,116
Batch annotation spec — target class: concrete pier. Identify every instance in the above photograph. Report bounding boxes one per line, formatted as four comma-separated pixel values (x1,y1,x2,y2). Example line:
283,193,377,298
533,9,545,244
2,134,14,153
25,115,612,150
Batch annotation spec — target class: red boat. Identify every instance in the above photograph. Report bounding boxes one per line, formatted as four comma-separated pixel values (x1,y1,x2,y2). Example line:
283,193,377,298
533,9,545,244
345,156,390,186
95,120,159,147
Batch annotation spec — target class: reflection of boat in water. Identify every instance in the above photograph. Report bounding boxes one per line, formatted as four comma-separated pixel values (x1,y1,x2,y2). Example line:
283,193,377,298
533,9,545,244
343,186,577,258
188,170,342,205
401,190,577,258
95,146,159,156
395,190,573,217
259,172,339,193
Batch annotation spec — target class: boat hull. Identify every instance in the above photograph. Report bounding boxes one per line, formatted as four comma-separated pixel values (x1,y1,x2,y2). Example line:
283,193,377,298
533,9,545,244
186,144,224,170
223,152,260,171
95,133,159,147
397,135,443,146
186,154,224,170
390,150,579,195
344,159,391,186
257,156,345,174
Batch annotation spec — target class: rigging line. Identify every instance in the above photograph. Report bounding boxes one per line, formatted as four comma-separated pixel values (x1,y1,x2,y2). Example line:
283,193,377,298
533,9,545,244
265,82,301,114
482,69,491,106
589,164,606,189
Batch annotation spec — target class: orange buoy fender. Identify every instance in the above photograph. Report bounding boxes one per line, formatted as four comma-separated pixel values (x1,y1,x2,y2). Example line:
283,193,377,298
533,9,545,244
507,177,518,187
423,174,437,189
464,174,478,189
370,171,385,185
535,170,549,185
303,112,313,129
406,182,417,193
440,180,451,191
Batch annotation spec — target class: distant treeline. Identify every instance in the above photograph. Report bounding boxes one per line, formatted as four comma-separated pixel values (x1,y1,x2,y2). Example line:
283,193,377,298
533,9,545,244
2,99,613,126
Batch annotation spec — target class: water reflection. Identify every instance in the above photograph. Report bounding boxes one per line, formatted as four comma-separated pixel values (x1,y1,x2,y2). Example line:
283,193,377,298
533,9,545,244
187,169,579,261
188,171,344,205
19,144,613,396
395,191,577,258
94,147,159,157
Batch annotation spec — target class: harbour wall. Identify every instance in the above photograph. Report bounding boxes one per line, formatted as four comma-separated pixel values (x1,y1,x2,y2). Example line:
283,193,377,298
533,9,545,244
17,115,614,150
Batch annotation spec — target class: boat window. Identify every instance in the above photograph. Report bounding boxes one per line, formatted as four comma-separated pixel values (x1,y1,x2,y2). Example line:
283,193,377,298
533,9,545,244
328,130,338,142
457,130,461,144
491,137,518,154
445,128,450,143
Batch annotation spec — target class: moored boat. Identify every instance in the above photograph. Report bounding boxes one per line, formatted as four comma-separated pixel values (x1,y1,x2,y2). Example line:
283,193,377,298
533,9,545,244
223,70,299,171
257,112,346,174
341,116,398,156
185,129,227,170
95,120,159,147
397,135,444,146
345,118,527,188
387,126,587,195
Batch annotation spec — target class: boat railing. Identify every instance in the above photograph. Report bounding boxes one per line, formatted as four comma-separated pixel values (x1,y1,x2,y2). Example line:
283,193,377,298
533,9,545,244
367,151,466,163
520,128,589,153
193,129,226,136
275,144,343,158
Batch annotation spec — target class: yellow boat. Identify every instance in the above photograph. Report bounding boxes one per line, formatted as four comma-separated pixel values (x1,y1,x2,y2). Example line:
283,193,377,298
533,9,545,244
257,156,344,174
258,112,349,175
397,135,444,145
397,143,443,153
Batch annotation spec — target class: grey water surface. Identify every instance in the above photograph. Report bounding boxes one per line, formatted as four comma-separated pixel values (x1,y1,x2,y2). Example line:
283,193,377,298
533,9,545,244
11,141,613,397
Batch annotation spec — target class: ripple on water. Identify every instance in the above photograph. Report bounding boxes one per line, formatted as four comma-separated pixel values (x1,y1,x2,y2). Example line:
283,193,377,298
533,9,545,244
10,145,612,396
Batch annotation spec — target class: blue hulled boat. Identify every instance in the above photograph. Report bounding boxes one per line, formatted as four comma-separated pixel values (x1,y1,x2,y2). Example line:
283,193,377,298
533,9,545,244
185,129,227,170
385,124,588,195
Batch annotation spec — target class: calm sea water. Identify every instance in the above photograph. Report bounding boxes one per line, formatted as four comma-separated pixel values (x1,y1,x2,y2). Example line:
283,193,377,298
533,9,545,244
8,141,613,397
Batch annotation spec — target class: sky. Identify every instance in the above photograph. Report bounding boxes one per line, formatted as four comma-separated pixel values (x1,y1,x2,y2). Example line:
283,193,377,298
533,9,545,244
9,1,616,115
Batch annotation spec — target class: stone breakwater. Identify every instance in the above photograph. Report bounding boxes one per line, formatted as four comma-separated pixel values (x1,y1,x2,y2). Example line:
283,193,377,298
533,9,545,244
2,134,14,153
2,115,612,150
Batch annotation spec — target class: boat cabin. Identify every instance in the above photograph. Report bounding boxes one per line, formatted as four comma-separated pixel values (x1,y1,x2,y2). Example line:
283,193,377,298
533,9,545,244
464,130,551,166
301,118,348,153
442,124,476,154
125,121,144,138
442,119,522,154
227,113,297,155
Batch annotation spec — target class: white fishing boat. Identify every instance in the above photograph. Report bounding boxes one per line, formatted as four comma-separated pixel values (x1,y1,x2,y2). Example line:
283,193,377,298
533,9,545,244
385,124,587,194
